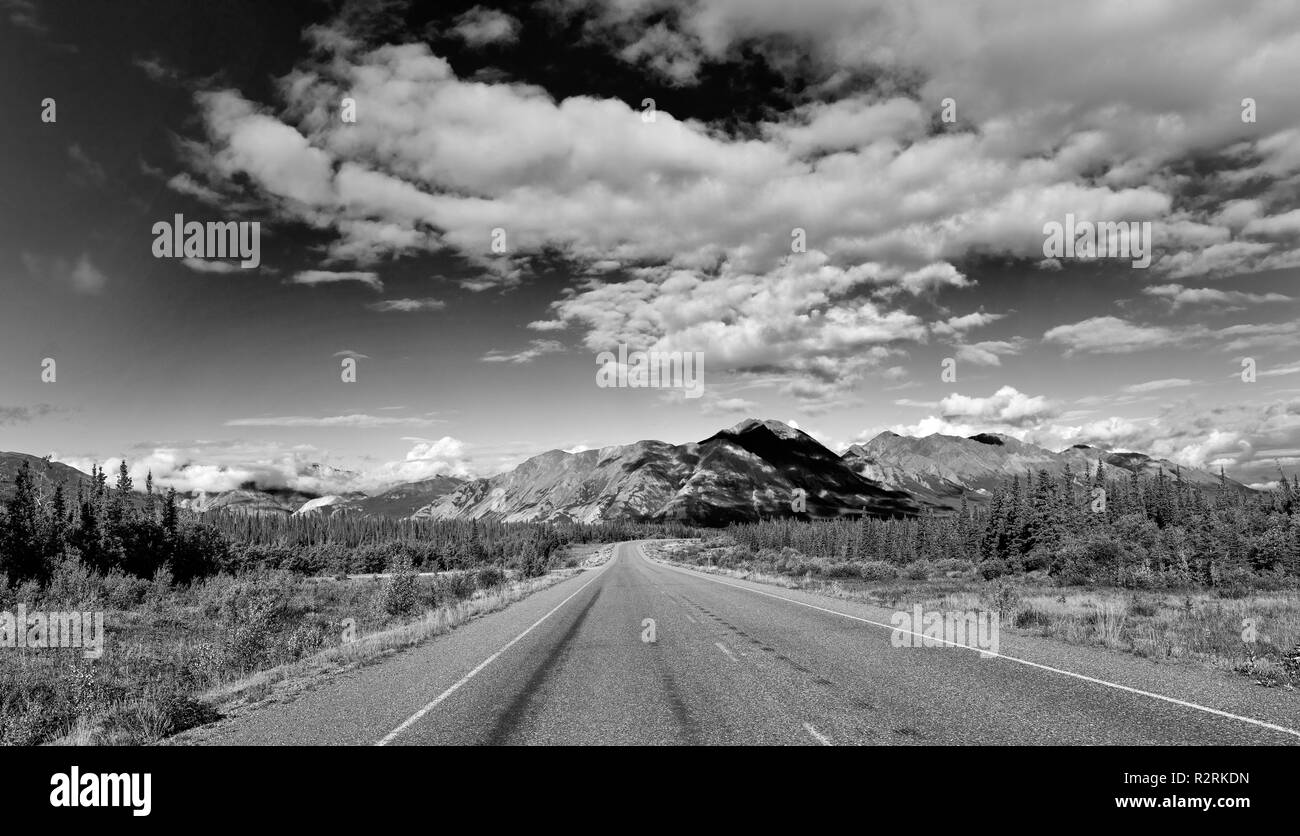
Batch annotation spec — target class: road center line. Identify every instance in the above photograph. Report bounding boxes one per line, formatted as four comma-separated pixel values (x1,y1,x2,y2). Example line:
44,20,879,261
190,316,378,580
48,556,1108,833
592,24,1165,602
376,562,611,746
803,722,833,746
647,552,1300,741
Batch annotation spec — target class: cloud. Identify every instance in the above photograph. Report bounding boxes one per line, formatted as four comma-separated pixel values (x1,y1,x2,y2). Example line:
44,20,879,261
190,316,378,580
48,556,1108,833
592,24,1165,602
699,395,760,415
366,297,446,312
1043,316,1181,355
936,386,1055,426
481,339,565,363
368,436,473,484
1122,378,1193,394
2,0,45,34
1243,209,1300,239
57,436,473,495
133,54,181,84
182,257,241,274
67,144,106,187
954,339,1024,367
1143,284,1291,310
225,414,440,429
21,252,108,294
173,6,1300,402
0,404,62,426
448,7,521,47
290,270,383,290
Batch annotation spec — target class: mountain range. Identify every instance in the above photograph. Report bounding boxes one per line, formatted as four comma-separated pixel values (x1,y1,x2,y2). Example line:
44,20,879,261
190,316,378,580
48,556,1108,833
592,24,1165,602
0,419,1253,526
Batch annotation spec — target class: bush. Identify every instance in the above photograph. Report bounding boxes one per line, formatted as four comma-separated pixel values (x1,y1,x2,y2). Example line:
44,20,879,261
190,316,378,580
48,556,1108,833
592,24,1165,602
859,560,899,582
979,560,1010,580
822,561,861,579
902,562,930,581
102,571,149,609
474,566,506,590
983,582,1021,621
43,552,103,607
383,558,419,617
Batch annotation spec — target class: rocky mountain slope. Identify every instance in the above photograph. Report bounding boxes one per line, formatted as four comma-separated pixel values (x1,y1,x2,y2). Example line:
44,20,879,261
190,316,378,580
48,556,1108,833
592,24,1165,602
416,419,919,525
841,431,1250,510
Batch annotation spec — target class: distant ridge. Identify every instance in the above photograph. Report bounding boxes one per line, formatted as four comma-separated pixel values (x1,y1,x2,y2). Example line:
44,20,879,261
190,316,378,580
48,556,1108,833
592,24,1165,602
0,423,1257,524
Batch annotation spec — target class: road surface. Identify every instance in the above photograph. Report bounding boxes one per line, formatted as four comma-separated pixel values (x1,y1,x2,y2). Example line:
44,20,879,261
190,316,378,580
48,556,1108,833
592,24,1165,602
188,541,1300,745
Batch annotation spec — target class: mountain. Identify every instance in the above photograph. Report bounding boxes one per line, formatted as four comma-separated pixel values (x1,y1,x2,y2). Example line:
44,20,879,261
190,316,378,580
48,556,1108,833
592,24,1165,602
0,452,95,503
178,487,324,516
416,419,919,525
340,476,464,516
842,431,1251,509
1,423,1258,525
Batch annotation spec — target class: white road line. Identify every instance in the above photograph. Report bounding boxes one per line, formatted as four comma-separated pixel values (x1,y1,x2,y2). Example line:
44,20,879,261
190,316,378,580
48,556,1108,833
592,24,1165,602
684,613,698,624
647,553,1300,741
714,641,738,662
803,722,833,746
376,564,610,746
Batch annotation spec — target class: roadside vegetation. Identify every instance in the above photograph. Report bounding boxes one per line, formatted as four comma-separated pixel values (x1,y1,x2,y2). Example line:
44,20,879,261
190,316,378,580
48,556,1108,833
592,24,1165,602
0,459,680,745
648,464,1300,689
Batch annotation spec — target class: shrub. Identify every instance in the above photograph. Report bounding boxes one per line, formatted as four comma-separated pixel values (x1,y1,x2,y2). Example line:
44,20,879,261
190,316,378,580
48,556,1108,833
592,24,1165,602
383,558,419,617
474,566,506,590
822,561,861,579
983,583,1021,622
102,571,149,609
902,562,930,580
859,560,899,582
42,552,103,608
979,560,1010,580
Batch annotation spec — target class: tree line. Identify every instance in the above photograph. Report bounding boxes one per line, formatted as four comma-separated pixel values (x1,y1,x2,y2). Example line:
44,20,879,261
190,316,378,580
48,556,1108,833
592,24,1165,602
0,460,225,585
727,462,1300,589
0,459,700,585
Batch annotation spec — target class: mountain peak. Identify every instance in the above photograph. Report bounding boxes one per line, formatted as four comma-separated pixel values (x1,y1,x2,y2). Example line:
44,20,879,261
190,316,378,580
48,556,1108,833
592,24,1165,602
724,418,804,441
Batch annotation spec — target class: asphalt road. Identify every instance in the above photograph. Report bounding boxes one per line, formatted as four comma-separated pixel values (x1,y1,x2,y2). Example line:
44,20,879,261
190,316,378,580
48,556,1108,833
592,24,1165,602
190,541,1300,745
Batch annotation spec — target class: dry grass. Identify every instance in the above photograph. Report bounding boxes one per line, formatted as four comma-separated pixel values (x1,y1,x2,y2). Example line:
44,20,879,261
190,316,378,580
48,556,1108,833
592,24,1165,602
646,538,1300,690
3,544,615,746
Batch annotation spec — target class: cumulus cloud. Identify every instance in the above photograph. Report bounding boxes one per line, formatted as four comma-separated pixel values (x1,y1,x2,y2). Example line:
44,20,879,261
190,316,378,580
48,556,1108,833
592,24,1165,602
57,434,475,495
172,4,1300,402
448,7,521,47
1043,316,1181,355
935,386,1055,426
368,436,474,484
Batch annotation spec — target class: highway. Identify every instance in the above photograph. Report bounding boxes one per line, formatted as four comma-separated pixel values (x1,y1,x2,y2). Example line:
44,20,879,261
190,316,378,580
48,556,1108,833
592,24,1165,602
189,541,1300,745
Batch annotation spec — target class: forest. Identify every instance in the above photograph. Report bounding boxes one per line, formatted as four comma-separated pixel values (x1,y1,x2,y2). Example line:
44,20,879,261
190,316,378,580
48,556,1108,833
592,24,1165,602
2,457,1298,592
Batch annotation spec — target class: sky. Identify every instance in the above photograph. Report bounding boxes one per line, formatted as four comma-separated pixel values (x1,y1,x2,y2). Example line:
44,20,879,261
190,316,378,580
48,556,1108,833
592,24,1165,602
2,0,1300,494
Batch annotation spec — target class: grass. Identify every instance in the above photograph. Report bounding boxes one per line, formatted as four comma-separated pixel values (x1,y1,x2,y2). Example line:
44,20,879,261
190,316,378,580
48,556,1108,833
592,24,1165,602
1,544,613,746
645,538,1300,690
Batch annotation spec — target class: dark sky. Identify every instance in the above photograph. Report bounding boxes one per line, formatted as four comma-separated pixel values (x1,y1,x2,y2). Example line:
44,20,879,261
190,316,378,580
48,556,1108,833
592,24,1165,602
2,0,1299,493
